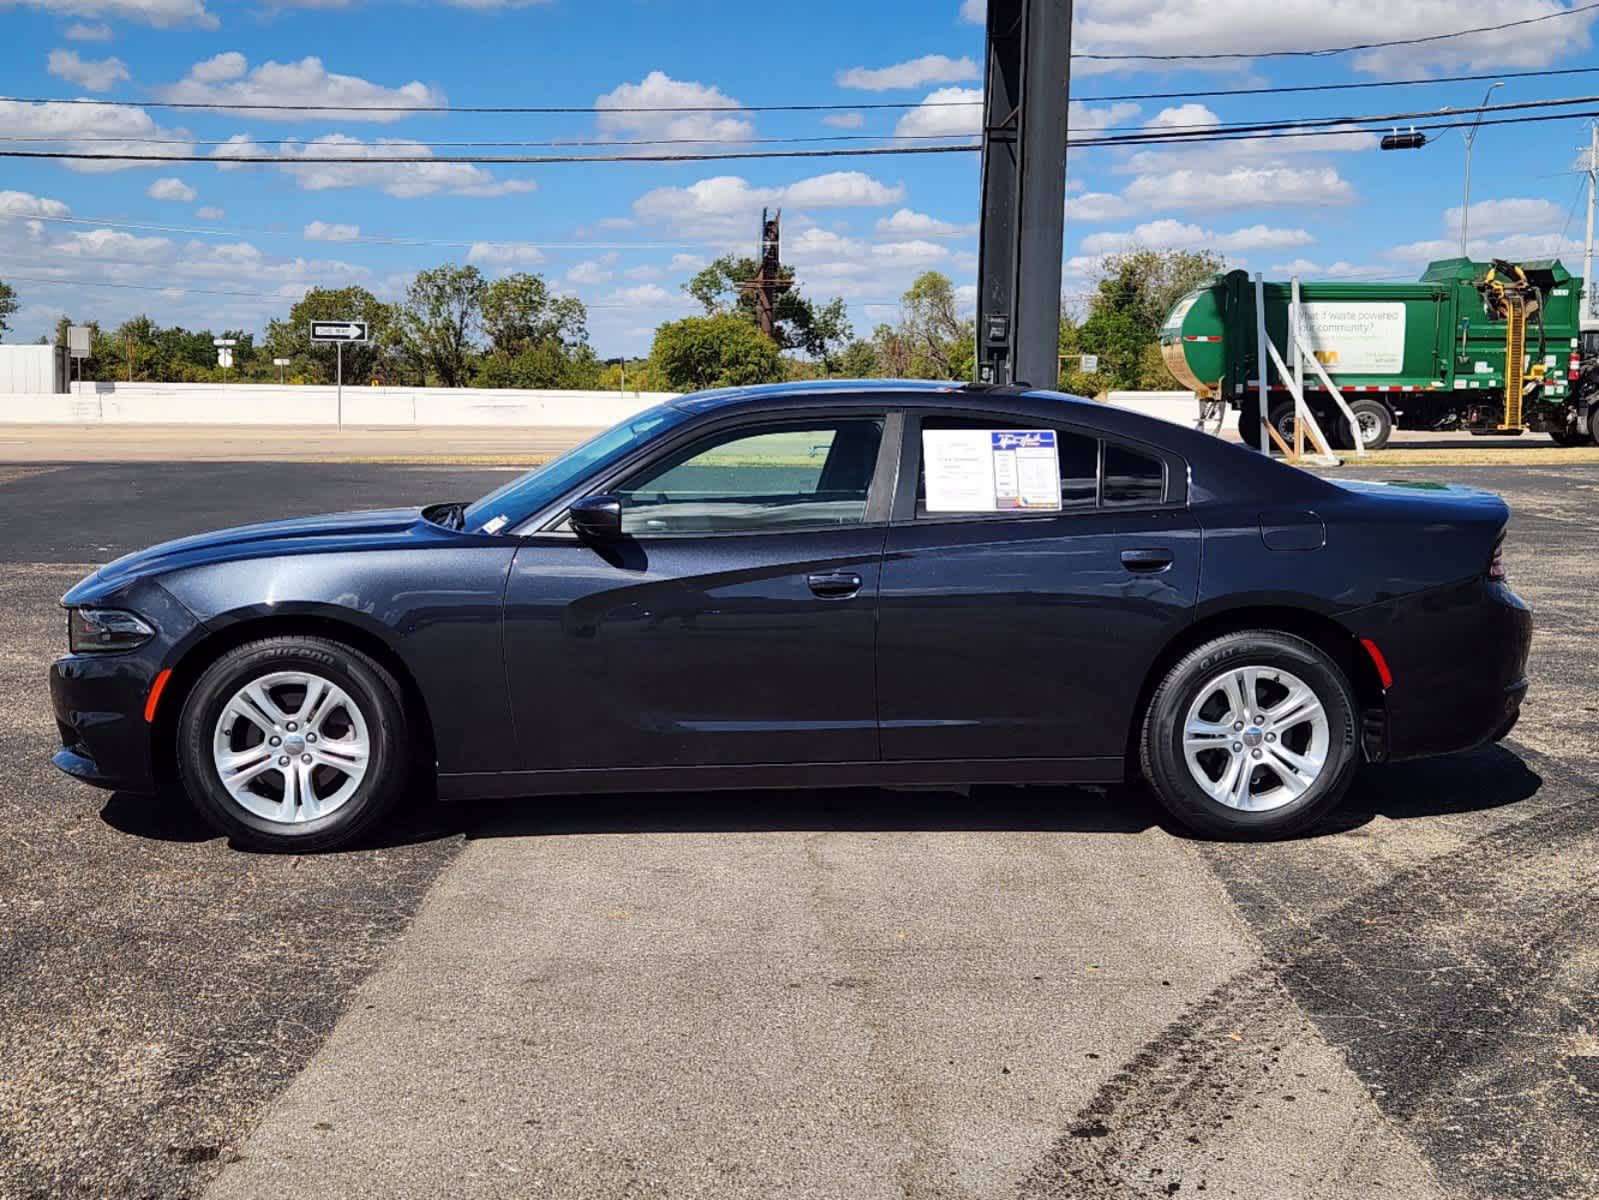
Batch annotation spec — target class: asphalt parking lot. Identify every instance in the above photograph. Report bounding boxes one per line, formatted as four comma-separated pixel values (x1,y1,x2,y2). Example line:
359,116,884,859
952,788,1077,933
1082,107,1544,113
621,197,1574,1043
1,455,1596,1200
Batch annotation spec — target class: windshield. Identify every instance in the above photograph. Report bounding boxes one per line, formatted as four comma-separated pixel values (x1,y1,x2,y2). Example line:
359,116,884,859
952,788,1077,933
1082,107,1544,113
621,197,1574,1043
462,402,691,533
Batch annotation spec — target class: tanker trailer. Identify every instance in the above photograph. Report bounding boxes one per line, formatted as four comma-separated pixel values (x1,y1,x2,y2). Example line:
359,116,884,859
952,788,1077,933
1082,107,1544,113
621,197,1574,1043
1159,258,1593,449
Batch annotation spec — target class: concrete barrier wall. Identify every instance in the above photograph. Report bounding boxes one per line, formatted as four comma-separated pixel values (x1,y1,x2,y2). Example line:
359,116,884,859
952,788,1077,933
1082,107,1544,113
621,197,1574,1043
0,381,1241,434
0,382,675,427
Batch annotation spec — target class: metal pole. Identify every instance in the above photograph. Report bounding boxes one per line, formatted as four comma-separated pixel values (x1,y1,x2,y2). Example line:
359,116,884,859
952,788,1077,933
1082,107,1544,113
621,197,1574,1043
975,0,1072,388
336,341,344,432
1254,273,1270,454
1585,121,1597,320
1291,276,1304,461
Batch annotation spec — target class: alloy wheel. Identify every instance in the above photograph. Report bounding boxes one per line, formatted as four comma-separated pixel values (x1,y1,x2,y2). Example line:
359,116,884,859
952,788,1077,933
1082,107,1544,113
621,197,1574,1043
1180,665,1330,812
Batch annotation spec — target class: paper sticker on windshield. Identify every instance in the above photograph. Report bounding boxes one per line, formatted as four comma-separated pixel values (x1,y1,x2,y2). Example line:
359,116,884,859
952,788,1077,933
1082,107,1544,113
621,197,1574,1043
482,514,508,534
922,429,1060,512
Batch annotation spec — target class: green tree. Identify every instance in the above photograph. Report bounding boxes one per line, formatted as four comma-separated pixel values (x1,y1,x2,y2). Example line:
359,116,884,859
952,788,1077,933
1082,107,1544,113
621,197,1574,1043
264,287,402,385
1077,248,1225,390
0,279,18,341
836,338,880,378
401,264,486,387
684,254,853,370
649,313,783,390
884,271,975,380
475,272,601,388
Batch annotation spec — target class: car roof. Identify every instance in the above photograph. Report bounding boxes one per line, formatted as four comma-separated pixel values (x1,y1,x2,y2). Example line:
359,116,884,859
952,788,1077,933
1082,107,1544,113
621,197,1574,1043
668,378,1099,415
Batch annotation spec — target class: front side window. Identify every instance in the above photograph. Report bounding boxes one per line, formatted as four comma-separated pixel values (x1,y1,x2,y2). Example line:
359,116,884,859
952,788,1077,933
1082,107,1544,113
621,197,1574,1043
616,417,884,535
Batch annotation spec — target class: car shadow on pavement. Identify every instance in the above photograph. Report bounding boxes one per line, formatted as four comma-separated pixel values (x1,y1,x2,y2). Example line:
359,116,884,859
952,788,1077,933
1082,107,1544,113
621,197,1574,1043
98,743,1544,853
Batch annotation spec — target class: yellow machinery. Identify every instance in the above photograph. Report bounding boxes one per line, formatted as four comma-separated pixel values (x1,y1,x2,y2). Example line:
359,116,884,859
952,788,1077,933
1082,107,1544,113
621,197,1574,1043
1476,260,1548,434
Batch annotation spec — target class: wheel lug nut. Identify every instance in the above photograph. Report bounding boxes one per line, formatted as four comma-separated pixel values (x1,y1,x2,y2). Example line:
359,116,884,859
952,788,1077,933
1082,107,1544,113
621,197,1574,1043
1252,748,1263,759
286,722,298,732
278,756,290,766
269,736,281,746
1253,715,1263,724
301,753,312,764
1232,742,1242,752
1233,722,1244,731
1266,733,1277,742
306,733,317,743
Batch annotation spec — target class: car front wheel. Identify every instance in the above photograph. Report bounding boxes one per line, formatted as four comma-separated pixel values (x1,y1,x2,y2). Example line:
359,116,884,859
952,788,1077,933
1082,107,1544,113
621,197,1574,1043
1140,631,1360,839
177,635,410,852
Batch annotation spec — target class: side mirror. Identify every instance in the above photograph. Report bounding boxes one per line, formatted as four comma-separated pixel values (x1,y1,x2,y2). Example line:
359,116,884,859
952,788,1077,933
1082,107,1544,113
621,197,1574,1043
569,494,623,540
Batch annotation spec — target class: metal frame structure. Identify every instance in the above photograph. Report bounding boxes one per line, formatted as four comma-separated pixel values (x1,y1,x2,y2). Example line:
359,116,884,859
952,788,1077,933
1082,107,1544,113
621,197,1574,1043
975,0,1072,390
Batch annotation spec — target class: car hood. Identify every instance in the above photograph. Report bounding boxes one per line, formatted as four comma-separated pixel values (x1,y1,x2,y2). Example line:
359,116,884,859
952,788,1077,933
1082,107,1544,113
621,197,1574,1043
66,508,429,603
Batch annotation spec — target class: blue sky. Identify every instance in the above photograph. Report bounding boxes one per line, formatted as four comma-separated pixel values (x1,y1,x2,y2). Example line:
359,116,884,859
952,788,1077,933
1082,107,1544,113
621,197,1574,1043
3,0,1598,356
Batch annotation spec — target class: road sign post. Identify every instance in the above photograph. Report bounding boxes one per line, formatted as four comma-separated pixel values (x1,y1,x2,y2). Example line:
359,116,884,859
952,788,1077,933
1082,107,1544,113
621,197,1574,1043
309,320,371,432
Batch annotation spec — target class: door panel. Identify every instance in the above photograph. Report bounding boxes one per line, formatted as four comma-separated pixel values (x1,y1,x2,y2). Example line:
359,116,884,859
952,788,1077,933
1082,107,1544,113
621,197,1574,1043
504,529,885,770
876,510,1200,761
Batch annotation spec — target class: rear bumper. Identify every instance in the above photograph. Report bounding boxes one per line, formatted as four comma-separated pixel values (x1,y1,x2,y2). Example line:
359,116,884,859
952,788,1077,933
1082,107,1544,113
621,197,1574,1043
1342,577,1532,762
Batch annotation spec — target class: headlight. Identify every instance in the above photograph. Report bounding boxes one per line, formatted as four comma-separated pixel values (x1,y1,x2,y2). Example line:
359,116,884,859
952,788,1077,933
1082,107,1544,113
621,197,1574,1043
67,607,156,654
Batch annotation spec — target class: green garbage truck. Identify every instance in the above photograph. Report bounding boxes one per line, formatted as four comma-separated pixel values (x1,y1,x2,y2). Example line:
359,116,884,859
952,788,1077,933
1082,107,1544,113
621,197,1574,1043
1159,257,1596,449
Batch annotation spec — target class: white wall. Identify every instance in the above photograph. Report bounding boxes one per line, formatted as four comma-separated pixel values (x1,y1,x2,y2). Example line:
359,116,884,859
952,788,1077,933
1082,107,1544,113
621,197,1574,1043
0,345,65,394
0,381,676,426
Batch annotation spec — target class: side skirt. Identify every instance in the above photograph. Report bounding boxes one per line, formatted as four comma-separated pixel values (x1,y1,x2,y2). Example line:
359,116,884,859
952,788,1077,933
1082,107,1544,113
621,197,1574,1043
437,756,1127,802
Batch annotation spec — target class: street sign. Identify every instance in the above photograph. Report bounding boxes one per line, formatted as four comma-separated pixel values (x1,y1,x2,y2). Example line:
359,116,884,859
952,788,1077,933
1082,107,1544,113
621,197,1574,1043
1079,354,1098,374
272,357,291,367
216,348,234,370
310,320,370,344
66,325,91,359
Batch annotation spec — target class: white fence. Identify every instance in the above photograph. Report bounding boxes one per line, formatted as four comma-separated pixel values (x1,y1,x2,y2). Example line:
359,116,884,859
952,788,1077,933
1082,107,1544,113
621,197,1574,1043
0,382,674,427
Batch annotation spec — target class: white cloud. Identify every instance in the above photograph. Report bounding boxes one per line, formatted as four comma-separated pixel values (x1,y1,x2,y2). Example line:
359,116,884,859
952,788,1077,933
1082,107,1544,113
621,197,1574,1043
633,171,905,235
821,112,865,130
214,134,538,199
1123,164,1356,211
304,220,360,242
159,55,442,123
785,227,868,263
0,189,71,219
622,264,662,281
467,241,545,267
47,49,129,91
1066,191,1134,223
0,99,192,172
959,0,983,21
145,176,196,201
894,86,982,139
872,239,950,267
4,0,216,29
1080,219,1313,256
567,255,617,285
195,205,224,219
596,71,752,144
1444,197,1567,236
606,284,673,307
837,54,979,91
875,208,975,237
63,21,113,39
1268,259,1393,280
1070,100,1142,132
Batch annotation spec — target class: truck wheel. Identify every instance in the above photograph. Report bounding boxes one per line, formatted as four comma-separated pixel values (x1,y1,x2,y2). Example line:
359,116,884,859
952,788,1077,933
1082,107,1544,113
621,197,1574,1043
1268,401,1301,448
1549,430,1585,446
1239,394,1265,451
1590,404,1599,445
1342,399,1392,450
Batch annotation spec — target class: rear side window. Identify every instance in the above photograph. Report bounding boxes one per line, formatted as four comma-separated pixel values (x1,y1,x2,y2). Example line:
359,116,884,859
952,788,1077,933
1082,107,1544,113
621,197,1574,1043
913,416,1171,517
916,417,1099,516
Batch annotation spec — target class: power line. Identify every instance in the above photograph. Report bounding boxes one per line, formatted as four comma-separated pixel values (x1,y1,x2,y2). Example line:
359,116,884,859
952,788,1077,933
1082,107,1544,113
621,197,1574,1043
1076,65,1599,106
1074,1,1599,61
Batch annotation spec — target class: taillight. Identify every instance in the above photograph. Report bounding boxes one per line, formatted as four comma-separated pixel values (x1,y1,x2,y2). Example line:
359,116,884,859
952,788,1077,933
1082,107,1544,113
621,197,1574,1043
1568,353,1581,382
1489,537,1507,581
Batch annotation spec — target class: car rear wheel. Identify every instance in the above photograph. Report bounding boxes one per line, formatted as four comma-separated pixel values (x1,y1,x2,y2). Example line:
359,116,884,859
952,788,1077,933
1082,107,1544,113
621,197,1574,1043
177,635,410,852
1140,631,1360,839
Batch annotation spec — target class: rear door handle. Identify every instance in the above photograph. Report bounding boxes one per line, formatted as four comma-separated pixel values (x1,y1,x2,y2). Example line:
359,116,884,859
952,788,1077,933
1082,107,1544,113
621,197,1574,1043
808,571,863,599
1120,548,1174,573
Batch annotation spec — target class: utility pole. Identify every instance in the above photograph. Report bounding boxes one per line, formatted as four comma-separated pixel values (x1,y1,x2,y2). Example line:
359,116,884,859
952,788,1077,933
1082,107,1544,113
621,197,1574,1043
750,208,788,340
1460,81,1504,257
975,0,1072,388
1585,121,1597,321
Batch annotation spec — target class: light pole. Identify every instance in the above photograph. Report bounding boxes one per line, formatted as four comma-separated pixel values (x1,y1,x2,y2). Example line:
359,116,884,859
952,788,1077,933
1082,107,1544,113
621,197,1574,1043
1460,81,1504,258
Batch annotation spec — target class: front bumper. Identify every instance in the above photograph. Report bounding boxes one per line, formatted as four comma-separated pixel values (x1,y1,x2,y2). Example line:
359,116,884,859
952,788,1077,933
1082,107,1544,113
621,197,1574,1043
49,579,203,794
1342,576,1532,762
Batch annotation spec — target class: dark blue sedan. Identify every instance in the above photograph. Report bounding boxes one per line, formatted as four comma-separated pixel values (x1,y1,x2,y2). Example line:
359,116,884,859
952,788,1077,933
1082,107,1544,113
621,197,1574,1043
50,381,1532,851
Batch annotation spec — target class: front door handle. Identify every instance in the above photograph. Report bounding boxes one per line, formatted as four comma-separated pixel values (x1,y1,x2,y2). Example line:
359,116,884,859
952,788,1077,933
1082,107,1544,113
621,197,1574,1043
808,571,863,599
1120,548,1174,573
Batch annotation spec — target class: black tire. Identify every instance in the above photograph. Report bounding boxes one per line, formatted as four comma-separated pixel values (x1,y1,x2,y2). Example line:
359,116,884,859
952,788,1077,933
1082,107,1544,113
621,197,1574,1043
1237,394,1265,452
1590,403,1599,445
177,636,410,852
1267,400,1300,449
1140,631,1361,840
1331,398,1392,451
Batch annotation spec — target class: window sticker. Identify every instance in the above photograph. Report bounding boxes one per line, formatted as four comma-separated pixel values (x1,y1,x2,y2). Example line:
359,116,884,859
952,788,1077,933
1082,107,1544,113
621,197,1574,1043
922,428,1061,512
